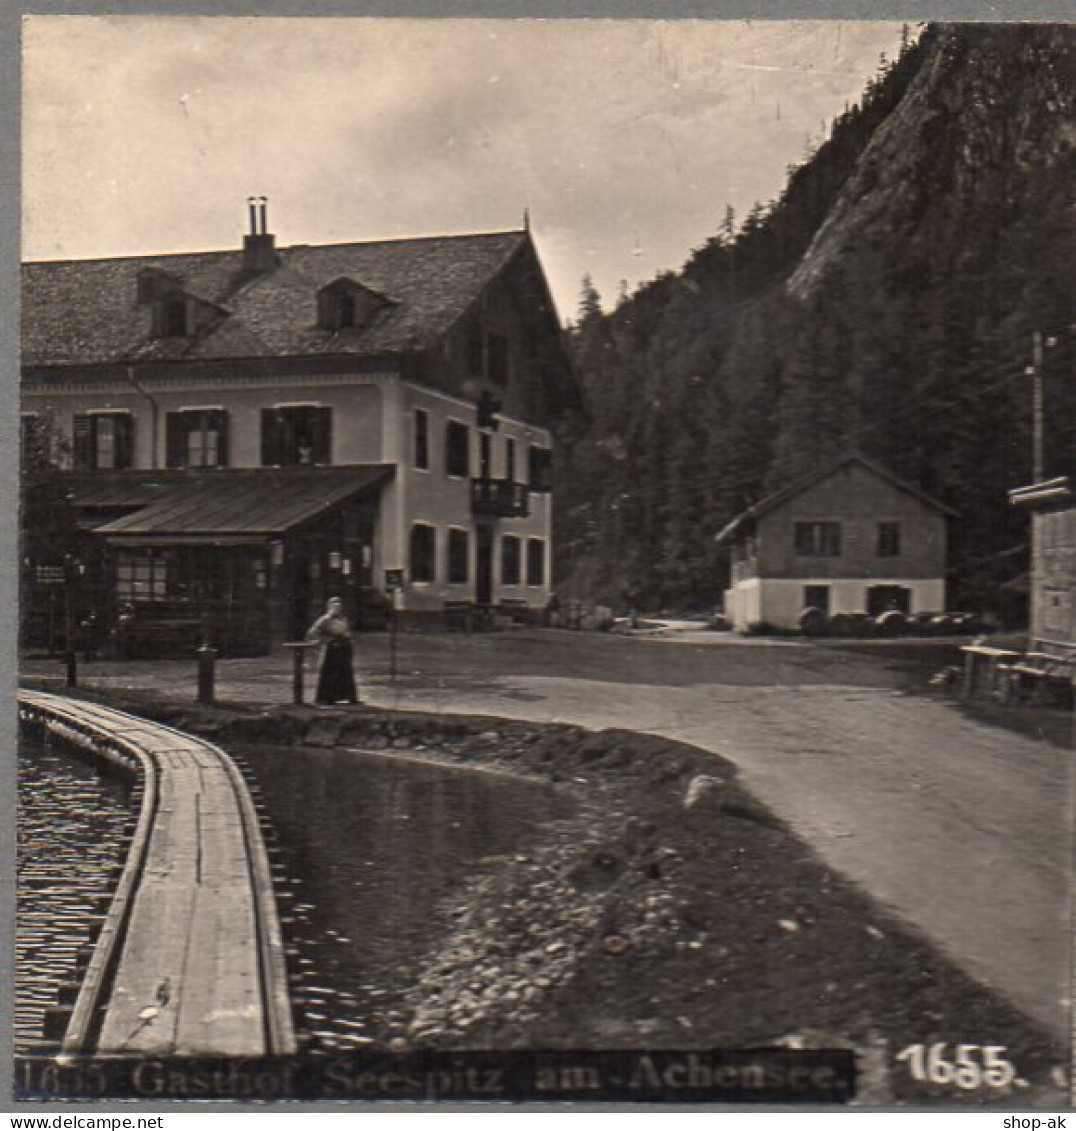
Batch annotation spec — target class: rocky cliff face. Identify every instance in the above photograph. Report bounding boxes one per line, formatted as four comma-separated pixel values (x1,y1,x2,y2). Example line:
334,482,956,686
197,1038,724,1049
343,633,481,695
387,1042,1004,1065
559,24,1076,612
790,24,1075,299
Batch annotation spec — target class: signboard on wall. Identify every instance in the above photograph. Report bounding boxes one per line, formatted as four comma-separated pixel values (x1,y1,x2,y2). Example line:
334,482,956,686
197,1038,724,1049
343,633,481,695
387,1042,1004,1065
384,568,405,591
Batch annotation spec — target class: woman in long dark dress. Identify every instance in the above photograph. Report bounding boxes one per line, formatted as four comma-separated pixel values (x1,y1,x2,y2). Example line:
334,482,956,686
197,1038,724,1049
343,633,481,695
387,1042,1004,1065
306,596,358,705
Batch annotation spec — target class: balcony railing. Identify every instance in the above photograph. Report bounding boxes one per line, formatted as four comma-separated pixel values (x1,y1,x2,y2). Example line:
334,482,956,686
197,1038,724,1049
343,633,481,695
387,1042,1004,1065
471,477,530,518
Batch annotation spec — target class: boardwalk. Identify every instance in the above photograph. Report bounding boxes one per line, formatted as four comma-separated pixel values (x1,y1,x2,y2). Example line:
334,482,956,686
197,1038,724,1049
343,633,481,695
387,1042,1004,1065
18,691,294,1058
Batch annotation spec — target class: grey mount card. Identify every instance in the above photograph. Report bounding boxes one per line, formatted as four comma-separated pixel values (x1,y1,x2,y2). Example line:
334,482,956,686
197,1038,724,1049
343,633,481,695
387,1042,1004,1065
11,13,1076,1110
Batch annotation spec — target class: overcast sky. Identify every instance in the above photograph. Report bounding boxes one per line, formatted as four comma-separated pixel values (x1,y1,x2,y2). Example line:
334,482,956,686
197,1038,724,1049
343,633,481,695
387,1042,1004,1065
23,17,905,319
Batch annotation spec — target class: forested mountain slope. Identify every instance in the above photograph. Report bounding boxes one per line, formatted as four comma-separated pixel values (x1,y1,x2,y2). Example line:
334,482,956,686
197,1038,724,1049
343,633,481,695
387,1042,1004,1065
556,23,1075,614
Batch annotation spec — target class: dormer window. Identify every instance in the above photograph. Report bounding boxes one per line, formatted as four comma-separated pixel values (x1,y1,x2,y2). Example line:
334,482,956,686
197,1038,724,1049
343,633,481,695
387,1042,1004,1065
317,277,392,332
339,290,357,327
139,268,195,339
156,295,190,338
136,267,174,304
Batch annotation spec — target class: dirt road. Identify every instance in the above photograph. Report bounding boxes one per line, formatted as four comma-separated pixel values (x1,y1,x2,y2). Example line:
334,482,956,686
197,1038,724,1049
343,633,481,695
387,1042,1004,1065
22,630,1073,1040
357,632,1073,1041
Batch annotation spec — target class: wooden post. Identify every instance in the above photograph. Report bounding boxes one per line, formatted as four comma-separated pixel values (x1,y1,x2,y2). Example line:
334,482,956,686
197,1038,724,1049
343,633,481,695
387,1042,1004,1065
63,557,77,688
283,643,312,705
294,644,305,705
48,586,57,655
962,649,976,697
389,593,399,683
196,645,217,705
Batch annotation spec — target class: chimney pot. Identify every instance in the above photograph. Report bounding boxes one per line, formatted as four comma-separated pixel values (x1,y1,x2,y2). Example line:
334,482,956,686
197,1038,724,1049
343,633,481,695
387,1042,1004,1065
242,197,277,274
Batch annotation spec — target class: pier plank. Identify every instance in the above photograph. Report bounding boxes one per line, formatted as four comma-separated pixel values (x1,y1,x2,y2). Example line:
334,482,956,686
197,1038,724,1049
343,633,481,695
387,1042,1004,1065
97,880,195,1054
20,691,295,1057
178,882,264,1056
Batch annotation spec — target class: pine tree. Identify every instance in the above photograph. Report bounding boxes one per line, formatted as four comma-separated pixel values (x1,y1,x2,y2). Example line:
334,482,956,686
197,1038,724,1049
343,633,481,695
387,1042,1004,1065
576,274,602,326
720,205,736,245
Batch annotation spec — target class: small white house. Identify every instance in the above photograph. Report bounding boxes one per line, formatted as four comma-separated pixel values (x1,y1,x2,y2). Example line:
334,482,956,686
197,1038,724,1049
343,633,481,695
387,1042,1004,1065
716,453,957,632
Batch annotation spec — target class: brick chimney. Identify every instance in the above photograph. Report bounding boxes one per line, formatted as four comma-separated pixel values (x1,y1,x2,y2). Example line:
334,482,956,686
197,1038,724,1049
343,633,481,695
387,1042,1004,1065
242,196,278,273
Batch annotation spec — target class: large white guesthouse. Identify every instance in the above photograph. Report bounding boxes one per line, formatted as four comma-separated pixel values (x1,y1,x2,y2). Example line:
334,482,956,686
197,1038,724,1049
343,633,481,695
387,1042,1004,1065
21,203,578,653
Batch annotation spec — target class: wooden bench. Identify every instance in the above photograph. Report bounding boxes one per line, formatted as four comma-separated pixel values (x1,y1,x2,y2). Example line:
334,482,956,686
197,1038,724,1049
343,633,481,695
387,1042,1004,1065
1000,651,1075,704
960,643,1022,698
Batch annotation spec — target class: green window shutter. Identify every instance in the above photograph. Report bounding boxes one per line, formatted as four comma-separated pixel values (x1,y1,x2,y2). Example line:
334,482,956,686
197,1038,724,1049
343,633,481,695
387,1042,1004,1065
414,410,430,470
261,409,282,466
165,413,186,468
72,415,93,471
502,536,521,585
527,538,545,586
311,407,332,465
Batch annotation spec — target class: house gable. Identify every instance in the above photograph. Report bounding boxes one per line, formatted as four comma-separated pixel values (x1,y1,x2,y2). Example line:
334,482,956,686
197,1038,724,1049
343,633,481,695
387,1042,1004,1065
755,459,950,580
432,236,578,426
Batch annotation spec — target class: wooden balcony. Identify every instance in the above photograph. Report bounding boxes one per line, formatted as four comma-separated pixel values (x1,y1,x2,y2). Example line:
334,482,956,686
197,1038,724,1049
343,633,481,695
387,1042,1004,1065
471,477,530,518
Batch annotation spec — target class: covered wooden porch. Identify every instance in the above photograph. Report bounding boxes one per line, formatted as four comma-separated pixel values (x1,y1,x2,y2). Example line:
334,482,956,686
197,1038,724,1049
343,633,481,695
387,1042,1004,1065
67,466,391,657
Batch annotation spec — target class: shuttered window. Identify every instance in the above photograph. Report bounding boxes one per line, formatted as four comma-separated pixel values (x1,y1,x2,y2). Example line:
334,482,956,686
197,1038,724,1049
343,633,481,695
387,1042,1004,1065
447,529,470,585
73,413,134,471
261,406,332,466
73,415,92,471
501,535,521,585
167,410,229,468
526,538,546,587
410,524,437,583
528,445,552,493
414,410,430,470
445,421,470,478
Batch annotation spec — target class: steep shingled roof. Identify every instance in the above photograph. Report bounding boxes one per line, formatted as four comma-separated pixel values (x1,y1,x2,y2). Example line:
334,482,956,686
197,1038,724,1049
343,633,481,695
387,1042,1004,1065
715,451,959,545
23,230,530,367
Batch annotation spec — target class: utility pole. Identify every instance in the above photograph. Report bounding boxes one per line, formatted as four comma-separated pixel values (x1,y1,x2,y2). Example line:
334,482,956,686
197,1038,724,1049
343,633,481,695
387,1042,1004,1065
1030,331,1044,484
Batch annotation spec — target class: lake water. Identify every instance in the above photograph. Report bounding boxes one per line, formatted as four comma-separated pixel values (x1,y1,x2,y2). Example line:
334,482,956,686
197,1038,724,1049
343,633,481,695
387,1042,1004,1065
243,744,572,1052
16,730,133,1048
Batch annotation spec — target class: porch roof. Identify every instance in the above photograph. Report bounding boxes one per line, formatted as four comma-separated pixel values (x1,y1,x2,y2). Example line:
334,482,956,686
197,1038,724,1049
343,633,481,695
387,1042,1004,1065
91,465,392,539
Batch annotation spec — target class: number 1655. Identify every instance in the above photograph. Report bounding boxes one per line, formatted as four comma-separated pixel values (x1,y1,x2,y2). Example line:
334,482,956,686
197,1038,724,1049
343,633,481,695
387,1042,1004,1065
895,1043,1016,1089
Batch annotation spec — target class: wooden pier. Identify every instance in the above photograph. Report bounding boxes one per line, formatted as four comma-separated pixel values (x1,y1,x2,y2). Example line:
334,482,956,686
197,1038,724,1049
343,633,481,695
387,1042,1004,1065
18,690,295,1058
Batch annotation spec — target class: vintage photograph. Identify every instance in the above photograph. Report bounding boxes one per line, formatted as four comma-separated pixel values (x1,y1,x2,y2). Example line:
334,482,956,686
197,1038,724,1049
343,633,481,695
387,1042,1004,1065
14,15,1075,1108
